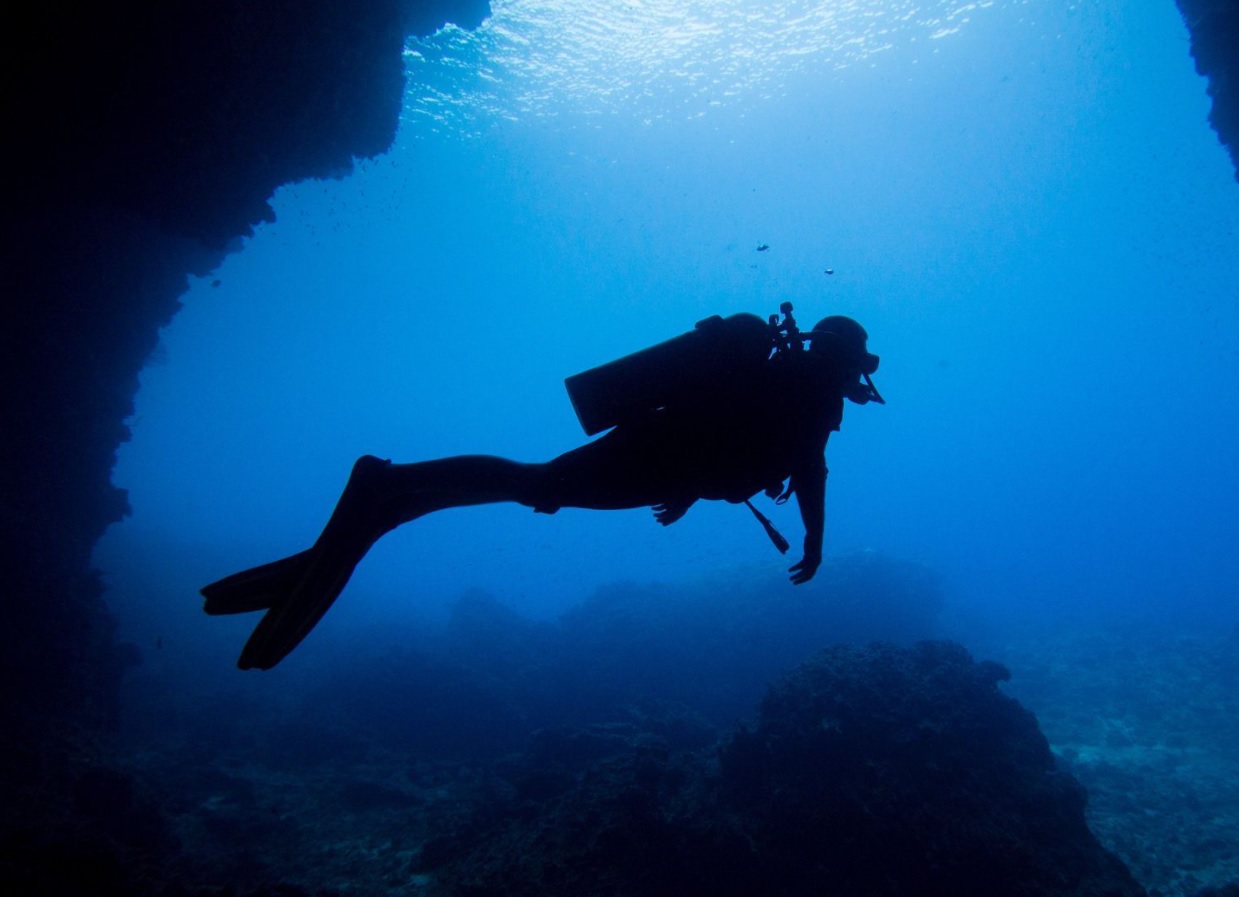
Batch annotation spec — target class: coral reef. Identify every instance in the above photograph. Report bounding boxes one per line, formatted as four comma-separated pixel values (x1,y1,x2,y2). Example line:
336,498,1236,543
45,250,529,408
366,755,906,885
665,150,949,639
12,570,1229,896
425,641,1145,897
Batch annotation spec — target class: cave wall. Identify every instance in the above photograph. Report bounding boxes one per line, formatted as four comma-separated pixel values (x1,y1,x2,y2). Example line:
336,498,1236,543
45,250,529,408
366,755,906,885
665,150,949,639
1,0,1235,844
0,0,488,774
1177,0,1239,181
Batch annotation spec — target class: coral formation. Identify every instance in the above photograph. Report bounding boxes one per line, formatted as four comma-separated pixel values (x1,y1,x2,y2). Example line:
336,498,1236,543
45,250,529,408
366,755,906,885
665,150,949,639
426,641,1145,897
9,568,1228,896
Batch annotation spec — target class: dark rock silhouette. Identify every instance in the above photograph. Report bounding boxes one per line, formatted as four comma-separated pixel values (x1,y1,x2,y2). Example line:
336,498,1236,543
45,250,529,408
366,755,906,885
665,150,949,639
2,0,489,739
0,0,490,889
1177,0,1239,180
426,641,1146,897
0,5,492,705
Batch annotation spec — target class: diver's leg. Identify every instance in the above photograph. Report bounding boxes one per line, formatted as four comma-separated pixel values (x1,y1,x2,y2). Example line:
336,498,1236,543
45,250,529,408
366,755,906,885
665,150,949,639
377,450,670,516
205,454,550,670
377,455,551,521
208,435,679,669
534,426,690,512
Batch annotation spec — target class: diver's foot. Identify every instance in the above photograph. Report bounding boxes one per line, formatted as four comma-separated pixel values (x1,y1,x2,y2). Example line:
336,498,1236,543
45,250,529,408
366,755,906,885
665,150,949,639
350,453,391,491
327,453,477,542
315,455,397,541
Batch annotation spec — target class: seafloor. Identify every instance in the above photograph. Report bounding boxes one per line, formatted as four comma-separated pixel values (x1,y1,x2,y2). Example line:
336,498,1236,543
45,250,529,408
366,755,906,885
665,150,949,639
15,556,1238,897
999,625,1239,896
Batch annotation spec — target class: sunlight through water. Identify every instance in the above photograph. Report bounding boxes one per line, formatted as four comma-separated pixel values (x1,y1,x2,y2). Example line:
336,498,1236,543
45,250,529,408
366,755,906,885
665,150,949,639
403,0,1010,131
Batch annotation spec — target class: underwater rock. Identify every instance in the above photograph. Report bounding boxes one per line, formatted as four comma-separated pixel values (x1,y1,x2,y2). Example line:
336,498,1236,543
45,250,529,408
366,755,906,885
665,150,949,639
0,764,180,897
1177,0,1239,180
719,641,1141,896
0,0,496,738
0,2,492,893
427,641,1145,897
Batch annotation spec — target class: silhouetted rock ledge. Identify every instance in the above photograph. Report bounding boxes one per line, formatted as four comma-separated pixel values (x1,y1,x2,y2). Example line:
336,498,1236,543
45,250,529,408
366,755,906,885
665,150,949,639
0,0,489,737
0,0,489,864
424,641,1146,897
0,3,1232,889
1177,0,1239,180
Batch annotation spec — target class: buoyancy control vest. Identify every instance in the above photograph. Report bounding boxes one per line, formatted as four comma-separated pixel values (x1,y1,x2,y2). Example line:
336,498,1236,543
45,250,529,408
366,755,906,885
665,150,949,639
563,305,880,555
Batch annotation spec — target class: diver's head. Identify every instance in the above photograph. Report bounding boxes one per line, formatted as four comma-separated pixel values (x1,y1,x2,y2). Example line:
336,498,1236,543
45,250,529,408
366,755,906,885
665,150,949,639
808,315,885,405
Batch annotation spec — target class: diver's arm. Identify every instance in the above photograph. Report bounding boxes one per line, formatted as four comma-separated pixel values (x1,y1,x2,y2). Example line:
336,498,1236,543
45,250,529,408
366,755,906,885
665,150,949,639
788,455,826,584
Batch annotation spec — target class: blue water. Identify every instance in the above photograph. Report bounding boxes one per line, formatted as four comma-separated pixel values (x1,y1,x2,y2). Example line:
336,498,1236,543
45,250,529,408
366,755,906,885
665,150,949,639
97,0,1238,681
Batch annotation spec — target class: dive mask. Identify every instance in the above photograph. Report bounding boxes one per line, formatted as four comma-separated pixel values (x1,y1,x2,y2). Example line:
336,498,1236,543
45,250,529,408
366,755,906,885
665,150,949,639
807,315,884,405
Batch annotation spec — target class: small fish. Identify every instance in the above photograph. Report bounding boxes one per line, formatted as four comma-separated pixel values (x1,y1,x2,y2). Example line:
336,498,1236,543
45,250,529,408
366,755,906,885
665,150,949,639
756,244,769,252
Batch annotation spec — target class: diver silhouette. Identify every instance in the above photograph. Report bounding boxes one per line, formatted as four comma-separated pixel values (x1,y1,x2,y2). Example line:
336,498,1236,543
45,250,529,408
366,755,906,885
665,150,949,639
201,305,884,669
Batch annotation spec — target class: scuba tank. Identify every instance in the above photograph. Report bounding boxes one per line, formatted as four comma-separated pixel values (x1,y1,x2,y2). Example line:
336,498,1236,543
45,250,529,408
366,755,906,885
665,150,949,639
563,303,879,557
565,312,773,436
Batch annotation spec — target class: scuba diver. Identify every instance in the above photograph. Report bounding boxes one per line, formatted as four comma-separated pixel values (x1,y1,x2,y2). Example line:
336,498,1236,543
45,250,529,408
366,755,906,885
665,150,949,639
201,304,884,670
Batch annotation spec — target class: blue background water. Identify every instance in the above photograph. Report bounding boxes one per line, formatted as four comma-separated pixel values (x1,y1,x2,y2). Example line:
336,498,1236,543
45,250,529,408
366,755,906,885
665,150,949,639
96,0,1237,683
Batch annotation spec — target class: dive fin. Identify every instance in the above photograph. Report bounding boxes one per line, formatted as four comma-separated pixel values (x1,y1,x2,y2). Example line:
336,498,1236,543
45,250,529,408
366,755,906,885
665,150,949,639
201,550,314,615
205,455,395,670
232,534,372,671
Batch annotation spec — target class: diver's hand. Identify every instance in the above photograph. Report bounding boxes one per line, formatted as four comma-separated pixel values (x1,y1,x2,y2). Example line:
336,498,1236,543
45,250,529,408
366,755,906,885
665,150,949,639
653,501,693,526
789,552,821,585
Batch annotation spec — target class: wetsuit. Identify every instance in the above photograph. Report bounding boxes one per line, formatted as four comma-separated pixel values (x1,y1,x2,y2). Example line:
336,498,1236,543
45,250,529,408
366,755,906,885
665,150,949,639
534,346,849,573
202,337,859,669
